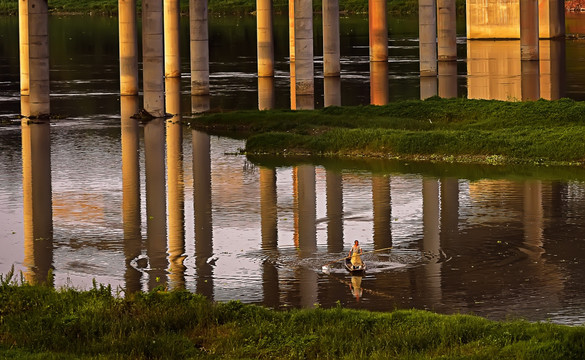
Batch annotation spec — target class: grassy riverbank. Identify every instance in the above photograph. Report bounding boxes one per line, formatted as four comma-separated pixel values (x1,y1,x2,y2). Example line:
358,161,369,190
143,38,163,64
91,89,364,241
0,0,466,15
188,98,585,167
1,277,585,359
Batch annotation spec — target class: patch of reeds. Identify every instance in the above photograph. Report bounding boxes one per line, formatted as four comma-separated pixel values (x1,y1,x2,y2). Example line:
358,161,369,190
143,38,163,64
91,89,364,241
189,98,585,166
1,270,585,359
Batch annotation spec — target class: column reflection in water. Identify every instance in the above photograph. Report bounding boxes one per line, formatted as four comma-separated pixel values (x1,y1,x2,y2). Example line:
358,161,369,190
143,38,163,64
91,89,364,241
522,180,544,257
22,113,53,285
121,95,142,293
521,59,540,101
260,167,279,307
370,61,388,105
193,130,214,300
192,95,211,114
438,61,457,99
422,179,441,304
420,76,438,100
326,170,343,252
467,40,521,101
372,175,392,249
144,118,167,290
166,77,186,290
296,165,317,308
258,76,275,110
440,178,458,247
324,76,341,107
539,39,566,100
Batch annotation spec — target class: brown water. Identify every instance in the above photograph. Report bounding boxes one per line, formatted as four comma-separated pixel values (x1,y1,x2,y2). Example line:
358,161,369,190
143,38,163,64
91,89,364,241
2,14,585,325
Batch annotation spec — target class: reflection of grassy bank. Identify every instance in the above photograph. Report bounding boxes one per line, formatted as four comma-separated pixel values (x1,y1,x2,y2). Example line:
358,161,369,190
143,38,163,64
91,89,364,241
2,279,585,359
0,0,465,15
189,98,585,167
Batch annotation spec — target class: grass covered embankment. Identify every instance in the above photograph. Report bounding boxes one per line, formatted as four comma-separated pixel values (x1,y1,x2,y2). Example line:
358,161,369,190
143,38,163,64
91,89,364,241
0,0,466,15
189,98,585,167
1,277,585,359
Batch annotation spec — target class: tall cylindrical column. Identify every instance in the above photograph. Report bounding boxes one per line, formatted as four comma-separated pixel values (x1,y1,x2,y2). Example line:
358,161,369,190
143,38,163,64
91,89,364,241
322,0,340,76
190,0,210,95
143,0,165,117
520,0,539,61
19,0,29,96
419,0,437,76
28,0,50,117
369,0,387,61
119,0,139,95
257,0,274,77
437,0,457,61
289,0,295,62
164,0,181,78
294,0,314,108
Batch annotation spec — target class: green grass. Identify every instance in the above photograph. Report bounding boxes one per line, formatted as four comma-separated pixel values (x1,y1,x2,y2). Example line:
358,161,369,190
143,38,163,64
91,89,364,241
187,98,585,167
1,270,585,359
0,0,466,15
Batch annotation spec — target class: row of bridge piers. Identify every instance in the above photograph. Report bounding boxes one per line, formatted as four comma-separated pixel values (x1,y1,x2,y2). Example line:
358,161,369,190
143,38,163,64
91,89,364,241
18,0,559,118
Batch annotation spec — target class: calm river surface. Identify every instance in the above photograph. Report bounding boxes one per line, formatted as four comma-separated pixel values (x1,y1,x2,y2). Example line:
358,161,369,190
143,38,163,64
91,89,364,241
2,14,585,325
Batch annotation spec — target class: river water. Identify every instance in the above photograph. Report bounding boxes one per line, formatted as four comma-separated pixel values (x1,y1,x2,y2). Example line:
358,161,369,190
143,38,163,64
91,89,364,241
2,14,585,325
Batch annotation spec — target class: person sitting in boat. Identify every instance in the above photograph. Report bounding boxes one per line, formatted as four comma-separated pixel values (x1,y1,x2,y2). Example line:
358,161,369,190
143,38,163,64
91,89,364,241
349,240,363,267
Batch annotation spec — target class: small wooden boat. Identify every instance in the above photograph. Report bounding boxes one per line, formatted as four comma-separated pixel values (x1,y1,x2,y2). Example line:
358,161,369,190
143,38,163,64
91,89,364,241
345,257,366,274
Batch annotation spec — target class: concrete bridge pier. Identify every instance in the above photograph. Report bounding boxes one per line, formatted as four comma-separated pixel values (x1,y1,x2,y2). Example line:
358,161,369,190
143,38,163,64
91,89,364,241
418,0,437,76
294,0,315,109
520,0,539,61
257,0,274,77
28,0,50,117
164,0,181,78
142,0,165,117
118,0,139,96
190,0,210,96
369,0,388,61
323,0,340,76
19,0,29,97
437,0,457,61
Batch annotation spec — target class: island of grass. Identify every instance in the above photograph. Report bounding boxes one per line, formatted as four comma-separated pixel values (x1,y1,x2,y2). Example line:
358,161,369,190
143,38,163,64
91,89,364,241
1,274,585,359
187,97,585,167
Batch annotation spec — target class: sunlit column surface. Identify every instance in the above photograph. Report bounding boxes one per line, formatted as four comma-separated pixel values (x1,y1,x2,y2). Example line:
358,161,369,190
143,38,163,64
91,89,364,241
22,116,53,285
420,75,437,100
119,0,139,95
260,167,278,249
164,0,181,78
437,0,457,61
190,0,210,95
28,0,50,117
521,59,540,101
121,95,142,293
372,175,392,249
520,0,539,61
326,170,343,252
369,0,387,61
294,0,314,109
166,77,186,290
440,178,459,246
296,165,316,254
19,0,29,96
144,118,167,290
143,0,165,117
289,0,295,62
422,179,442,304
539,0,565,38
322,0,340,76
290,62,296,110
258,76,275,110
257,0,274,77
438,56,457,98
323,76,341,107
193,130,214,299
370,61,388,105
418,0,437,76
